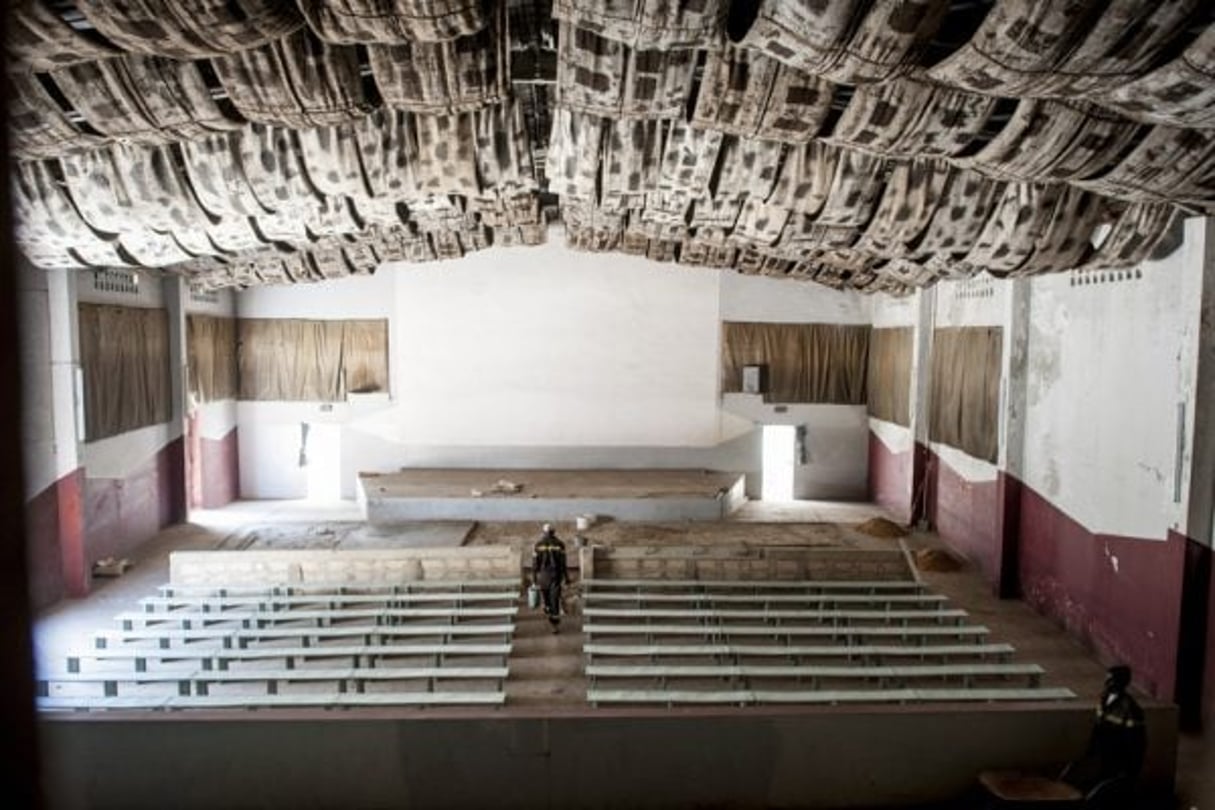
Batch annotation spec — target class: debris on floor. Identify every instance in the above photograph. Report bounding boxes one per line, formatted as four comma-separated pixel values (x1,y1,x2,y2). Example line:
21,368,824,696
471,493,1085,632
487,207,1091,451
92,557,132,577
914,548,964,572
854,517,909,538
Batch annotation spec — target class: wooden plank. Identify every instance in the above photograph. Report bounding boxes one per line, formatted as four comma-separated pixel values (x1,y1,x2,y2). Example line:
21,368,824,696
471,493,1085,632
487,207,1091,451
583,623,989,640
159,578,521,597
584,663,1044,685
69,643,512,672
38,692,507,711
583,579,922,591
581,608,967,622
583,643,1016,660
95,623,515,649
586,687,1076,706
584,593,949,606
168,692,505,708
116,606,519,629
141,591,519,611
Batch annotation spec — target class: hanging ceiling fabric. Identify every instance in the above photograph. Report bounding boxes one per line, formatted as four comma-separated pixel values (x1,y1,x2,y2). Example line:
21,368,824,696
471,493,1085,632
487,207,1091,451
369,2,508,113
552,0,726,49
75,0,304,59
7,0,119,71
6,0,1214,291
298,0,488,44
211,30,370,127
48,55,244,144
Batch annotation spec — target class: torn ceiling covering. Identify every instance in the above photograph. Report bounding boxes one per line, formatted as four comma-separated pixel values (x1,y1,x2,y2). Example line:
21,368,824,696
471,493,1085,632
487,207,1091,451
7,0,1214,294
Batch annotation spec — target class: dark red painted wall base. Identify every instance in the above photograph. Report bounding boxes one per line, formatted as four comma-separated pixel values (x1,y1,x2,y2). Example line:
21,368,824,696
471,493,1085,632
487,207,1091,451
1207,557,1215,727
921,449,1191,703
1018,484,1185,701
867,428,913,524
84,437,186,587
24,469,86,609
200,428,239,509
925,449,1002,586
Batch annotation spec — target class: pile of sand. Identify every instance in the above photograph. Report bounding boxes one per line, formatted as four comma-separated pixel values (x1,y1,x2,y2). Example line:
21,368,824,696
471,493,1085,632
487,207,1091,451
854,517,909,539
914,548,963,572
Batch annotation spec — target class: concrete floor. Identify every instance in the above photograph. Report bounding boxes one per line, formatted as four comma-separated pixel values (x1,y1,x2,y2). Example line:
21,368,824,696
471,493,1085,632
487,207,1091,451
30,498,1215,808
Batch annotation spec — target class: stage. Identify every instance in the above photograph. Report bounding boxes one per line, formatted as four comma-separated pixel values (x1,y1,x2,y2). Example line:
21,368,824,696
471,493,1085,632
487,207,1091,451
357,468,748,524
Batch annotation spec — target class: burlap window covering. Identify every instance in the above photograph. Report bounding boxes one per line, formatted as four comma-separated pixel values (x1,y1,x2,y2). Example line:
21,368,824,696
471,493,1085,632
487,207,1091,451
187,315,238,404
721,322,869,404
866,327,912,426
341,320,390,393
929,327,1002,463
78,304,171,442
238,318,389,400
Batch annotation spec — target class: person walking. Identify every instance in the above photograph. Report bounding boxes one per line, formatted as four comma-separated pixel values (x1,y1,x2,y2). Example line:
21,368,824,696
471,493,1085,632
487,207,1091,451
532,523,569,634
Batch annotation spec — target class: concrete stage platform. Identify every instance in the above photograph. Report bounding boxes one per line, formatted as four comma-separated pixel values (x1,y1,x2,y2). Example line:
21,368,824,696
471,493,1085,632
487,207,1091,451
357,468,747,524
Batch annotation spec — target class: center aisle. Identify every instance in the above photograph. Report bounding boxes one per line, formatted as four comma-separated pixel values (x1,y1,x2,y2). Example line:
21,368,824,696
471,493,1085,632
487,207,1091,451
504,589,586,707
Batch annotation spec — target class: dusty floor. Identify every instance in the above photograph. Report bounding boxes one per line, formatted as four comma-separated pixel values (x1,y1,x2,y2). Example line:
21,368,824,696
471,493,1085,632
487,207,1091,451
30,498,1215,808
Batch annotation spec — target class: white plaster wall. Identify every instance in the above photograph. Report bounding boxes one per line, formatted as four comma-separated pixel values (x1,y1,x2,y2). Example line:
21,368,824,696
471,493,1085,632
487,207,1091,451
870,418,913,455
185,287,236,317
82,423,174,479
196,400,238,441
869,293,918,328
1021,219,1205,538
237,272,394,319
20,259,57,498
390,245,722,446
722,395,868,499
719,272,870,324
933,276,1008,328
75,268,164,308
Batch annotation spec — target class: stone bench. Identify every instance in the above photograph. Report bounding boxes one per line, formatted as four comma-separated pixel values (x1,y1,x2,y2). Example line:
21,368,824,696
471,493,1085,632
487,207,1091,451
37,691,506,711
95,622,516,649
585,662,1045,688
584,592,949,607
583,642,1016,663
115,605,519,630
158,578,521,598
586,686,1077,707
39,665,510,697
141,591,519,613
581,607,968,624
582,579,923,593
583,623,990,643
68,642,513,672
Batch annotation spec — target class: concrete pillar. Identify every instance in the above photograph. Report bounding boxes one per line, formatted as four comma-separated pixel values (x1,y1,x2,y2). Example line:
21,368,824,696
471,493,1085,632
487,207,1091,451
162,275,188,524
47,269,86,597
1175,218,1215,729
994,278,1031,599
908,288,934,526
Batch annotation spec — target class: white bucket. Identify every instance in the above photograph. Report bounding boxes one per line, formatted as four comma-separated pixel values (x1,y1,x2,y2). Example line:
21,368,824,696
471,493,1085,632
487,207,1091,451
575,514,596,531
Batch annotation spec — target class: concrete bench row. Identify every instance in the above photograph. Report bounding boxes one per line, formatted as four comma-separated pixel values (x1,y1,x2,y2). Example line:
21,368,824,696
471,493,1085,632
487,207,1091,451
583,642,1016,664
158,579,522,597
582,592,949,608
39,665,510,697
115,606,519,630
95,622,517,649
68,642,513,672
140,591,519,613
37,691,506,711
583,623,991,643
581,608,968,624
584,662,1045,688
586,686,1076,708
582,579,924,593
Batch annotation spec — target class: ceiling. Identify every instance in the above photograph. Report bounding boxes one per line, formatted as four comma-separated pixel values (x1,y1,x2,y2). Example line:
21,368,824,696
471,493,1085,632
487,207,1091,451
7,0,1215,293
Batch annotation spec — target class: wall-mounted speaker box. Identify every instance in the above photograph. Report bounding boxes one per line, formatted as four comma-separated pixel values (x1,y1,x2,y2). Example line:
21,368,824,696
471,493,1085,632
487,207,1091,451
742,365,766,394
